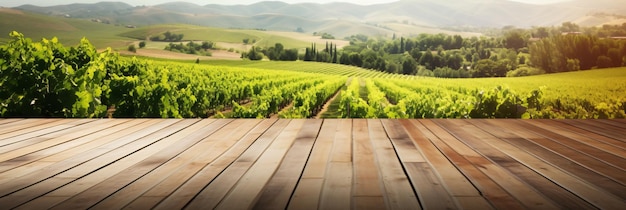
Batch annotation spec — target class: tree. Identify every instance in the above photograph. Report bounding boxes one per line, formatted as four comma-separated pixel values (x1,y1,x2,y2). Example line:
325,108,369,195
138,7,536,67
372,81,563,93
321,33,335,39
138,41,146,48
332,44,338,63
561,22,580,33
597,56,613,68
504,30,527,50
127,44,136,53
246,47,263,60
472,59,508,77
281,49,298,61
349,53,362,67
201,41,213,50
304,47,312,61
402,55,417,75
533,27,550,38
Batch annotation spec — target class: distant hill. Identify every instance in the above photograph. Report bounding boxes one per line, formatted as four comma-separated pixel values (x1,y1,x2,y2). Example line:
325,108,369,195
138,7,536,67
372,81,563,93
12,0,626,38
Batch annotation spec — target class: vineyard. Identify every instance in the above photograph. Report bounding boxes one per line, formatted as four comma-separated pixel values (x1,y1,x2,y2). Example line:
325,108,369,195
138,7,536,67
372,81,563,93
1,32,625,119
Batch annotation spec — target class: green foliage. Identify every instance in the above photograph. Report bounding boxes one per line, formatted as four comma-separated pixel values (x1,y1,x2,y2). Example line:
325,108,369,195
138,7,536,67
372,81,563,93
0,32,106,117
472,59,508,77
127,44,136,53
261,43,298,61
2,32,624,119
339,79,370,118
164,41,213,56
506,66,545,77
529,33,626,72
150,31,184,42
314,32,335,39
243,47,264,60
279,78,345,118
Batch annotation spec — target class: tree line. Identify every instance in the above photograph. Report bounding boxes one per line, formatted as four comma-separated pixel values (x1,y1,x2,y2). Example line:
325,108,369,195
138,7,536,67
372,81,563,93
164,41,215,56
241,22,626,78
150,31,184,42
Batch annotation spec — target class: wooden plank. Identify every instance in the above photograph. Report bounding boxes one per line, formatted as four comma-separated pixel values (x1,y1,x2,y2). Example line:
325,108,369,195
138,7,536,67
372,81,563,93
88,119,237,210
0,119,144,174
252,119,322,209
515,120,626,171
215,119,304,210
352,119,385,198
540,120,626,149
0,119,184,209
319,119,353,210
299,119,338,178
0,119,160,184
466,120,625,209
0,119,89,147
5,119,197,209
455,197,496,210
0,119,60,136
381,119,426,162
14,196,68,210
0,119,25,127
47,119,229,209
36,120,198,205
381,119,458,209
561,119,626,141
367,119,421,210
49,120,196,181
593,119,626,129
419,120,546,210
288,119,339,209
150,119,286,210
353,196,386,210
0,119,176,195
404,162,458,210
472,119,626,200
506,120,626,185
319,162,353,210
287,178,324,210
530,120,626,159
0,119,128,161
331,119,352,162
401,120,481,197
0,119,621,210
183,119,309,210
122,197,162,210
434,119,597,210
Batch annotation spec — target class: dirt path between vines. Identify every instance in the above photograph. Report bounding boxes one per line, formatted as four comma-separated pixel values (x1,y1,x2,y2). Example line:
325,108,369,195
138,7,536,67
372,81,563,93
314,78,353,119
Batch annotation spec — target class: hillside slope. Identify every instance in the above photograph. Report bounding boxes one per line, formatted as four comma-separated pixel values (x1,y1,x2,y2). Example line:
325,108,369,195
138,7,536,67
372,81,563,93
13,0,626,38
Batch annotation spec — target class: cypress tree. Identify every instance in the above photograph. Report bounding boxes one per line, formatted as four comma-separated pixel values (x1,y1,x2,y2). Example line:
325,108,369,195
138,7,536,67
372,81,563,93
304,47,311,61
313,43,317,60
333,44,338,63
326,42,329,53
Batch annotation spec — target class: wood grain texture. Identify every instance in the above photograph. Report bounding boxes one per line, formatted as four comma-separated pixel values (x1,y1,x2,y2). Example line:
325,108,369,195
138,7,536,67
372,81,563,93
0,119,622,210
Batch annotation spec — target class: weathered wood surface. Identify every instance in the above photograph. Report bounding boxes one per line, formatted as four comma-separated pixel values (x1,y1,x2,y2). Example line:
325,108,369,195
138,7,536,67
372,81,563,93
0,119,624,209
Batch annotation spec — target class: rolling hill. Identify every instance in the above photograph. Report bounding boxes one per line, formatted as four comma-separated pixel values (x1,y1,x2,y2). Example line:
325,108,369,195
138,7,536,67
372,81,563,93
0,8,349,54
12,0,626,38
0,7,135,48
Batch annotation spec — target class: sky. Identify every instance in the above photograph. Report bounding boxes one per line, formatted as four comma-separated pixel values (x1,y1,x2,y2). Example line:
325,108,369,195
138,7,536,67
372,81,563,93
0,0,571,7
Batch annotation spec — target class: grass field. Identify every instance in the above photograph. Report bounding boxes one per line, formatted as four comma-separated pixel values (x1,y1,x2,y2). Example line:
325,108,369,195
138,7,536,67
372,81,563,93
0,8,135,48
117,24,349,49
1,9,348,52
